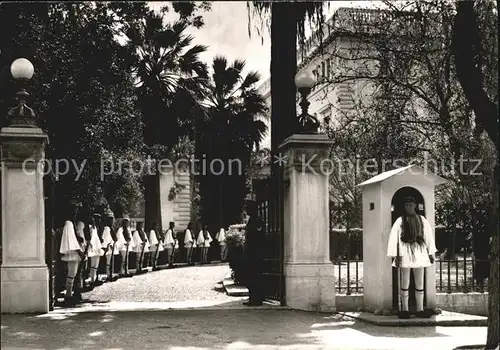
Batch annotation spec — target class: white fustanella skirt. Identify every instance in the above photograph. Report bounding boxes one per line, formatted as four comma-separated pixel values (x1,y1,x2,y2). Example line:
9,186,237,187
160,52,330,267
392,242,432,268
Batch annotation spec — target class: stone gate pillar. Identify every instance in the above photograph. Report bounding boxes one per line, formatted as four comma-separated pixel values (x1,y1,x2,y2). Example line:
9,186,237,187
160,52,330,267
1,127,49,313
279,134,335,312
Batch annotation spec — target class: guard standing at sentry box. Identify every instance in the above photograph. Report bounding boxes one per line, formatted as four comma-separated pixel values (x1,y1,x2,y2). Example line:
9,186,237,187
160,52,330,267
387,196,437,319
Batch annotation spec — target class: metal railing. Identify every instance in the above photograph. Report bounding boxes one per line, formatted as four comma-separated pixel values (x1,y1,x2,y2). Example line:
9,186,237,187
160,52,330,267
333,256,490,295
437,254,489,293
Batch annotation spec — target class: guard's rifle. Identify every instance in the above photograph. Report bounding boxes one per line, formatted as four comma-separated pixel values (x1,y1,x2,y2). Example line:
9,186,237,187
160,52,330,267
397,233,401,312
109,227,118,280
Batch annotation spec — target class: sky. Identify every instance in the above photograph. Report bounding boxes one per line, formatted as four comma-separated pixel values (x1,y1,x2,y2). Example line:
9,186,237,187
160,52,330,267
148,1,385,82
147,1,385,149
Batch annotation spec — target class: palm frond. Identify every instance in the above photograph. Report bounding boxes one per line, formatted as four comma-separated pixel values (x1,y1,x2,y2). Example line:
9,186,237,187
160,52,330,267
240,71,260,90
180,44,208,76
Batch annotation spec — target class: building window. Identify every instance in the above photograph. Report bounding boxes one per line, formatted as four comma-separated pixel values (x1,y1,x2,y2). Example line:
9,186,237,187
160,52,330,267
320,107,331,123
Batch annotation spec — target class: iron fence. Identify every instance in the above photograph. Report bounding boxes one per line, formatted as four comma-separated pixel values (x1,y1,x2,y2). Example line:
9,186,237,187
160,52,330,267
436,255,489,293
329,200,490,295
333,250,490,294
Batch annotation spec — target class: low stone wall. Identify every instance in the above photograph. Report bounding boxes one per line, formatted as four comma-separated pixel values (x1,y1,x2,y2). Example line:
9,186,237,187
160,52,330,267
436,292,489,316
336,294,363,311
335,292,489,316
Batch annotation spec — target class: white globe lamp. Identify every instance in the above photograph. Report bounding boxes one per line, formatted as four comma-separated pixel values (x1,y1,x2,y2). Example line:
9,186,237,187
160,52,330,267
294,69,319,134
10,58,34,80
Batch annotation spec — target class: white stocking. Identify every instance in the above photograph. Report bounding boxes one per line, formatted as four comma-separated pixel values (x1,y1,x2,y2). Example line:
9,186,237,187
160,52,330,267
220,245,227,261
90,256,100,282
151,248,158,267
413,267,425,311
65,261,79,298
167,248,174,265
120,251,128,274
400,268,411,311
204,247,209,262
106,254,112,277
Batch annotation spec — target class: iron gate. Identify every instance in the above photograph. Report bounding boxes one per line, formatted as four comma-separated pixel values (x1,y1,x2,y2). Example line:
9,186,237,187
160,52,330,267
255,174,285,305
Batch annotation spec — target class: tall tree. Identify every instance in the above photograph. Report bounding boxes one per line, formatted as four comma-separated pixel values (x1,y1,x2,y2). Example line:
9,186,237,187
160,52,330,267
197,56,267,231
124,6,209,231
0,2,147,224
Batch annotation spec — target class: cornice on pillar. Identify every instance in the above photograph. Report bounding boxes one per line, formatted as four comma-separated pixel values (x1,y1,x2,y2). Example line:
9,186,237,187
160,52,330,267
0,127,49,167
278,134,334,178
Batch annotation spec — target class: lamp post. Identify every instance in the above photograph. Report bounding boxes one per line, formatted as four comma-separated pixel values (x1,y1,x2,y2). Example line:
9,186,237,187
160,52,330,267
1,57,50,313
294,69,320,134
8,58,38,128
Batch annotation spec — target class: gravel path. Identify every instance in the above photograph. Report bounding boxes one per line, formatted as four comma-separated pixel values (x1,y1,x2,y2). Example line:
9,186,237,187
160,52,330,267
83,262,234,303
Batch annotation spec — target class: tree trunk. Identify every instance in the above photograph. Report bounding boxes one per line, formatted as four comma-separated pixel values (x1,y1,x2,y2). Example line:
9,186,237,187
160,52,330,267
271,2,297,151
452,1,498,150
144,172,162,234
452,2,499,347
486,163,499,348
270,4,297,246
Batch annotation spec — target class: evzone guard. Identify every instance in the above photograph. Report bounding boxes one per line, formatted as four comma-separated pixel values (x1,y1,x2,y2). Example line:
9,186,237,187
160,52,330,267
74,221,91,295
164,221,176,268
87,213,104,287
116,215,134,277
102,211,119,282
133,221,150,274
387,196,437,319
216,228,227,262
197,224,213,264
58,216,84,306
184,222,195,266
149,220,164,270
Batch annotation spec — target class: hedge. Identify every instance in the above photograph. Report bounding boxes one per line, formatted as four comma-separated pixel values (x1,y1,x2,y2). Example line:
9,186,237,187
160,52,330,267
226,226,247,284
330,228,363,261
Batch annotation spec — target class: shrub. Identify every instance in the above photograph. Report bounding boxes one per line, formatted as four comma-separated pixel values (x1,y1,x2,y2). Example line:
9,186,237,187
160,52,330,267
434,225,470,255
226,225,246,284
330,228,363,261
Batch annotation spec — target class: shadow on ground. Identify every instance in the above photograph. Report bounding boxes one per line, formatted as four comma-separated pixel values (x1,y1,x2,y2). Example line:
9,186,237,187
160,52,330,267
1,309,484,350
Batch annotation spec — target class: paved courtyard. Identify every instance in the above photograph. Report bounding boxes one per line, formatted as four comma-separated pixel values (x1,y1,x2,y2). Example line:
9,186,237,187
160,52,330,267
1,309,487,350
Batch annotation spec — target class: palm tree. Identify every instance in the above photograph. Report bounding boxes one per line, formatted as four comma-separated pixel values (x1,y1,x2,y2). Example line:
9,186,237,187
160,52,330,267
124,10,208,230
197,56,268,231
